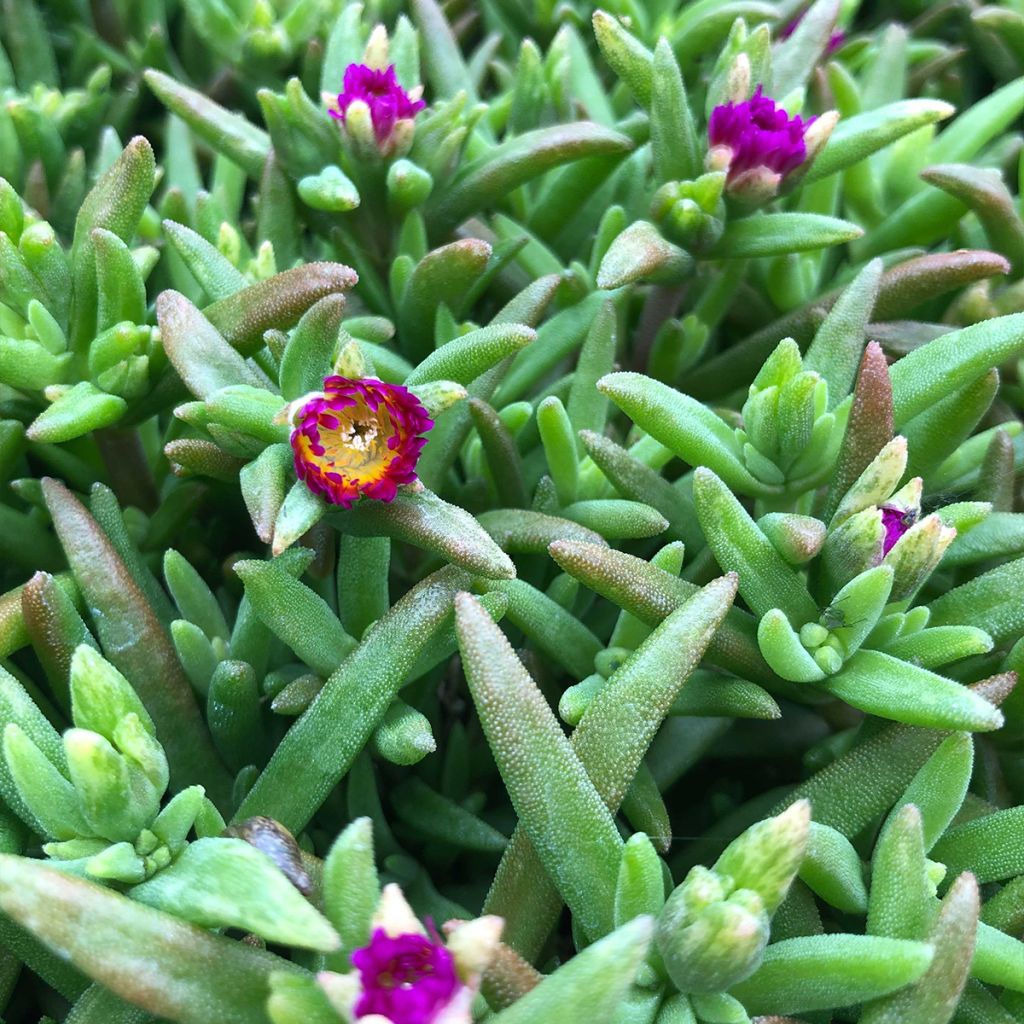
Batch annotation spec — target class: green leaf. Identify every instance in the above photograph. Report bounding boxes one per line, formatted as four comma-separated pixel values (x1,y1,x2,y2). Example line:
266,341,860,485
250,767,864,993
478,579,602,679
278,295,346,401
650,39,699,181
888,733,974,853
868,804,931,941
931,807,1024,884
163,551,230,643
372,698,435,765
548,540,772,686
592,10,653,106
800,822,867,915
0,854,294,1024
163,220,247,302
485,576,738,959
329,487,516,579
130,838,339,951
889,314,1024,427
404,322,536,387
428,122,634,235
821,650,1003,731
411,0,475,100
806,100,955,182
490,917,653,1024
70,137,155,352
233,560,357,678
614,833,665,927
804,259,883,409
581,432,703,550
157,291,263,400
694,468,818,624
772,0,840,97
321,816,378,971
392,777,507,853
397,240,492,359
3,724,87,839
27,384,127,444
236,567,468,832
728,934,934,1015
706,213,863,259
598,373,772,497
456,592,623,943
144,69,271,178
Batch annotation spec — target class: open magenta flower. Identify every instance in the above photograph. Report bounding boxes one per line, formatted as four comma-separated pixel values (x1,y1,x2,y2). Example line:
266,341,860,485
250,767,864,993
352,927,460,1024
708,86,815,186
880,505,917,555
329,63,425,152
290,377,433,508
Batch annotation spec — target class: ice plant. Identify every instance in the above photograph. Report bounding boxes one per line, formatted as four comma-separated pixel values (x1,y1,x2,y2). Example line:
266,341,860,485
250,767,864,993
352,928,461,1023
707,86,816,200
2,3,1024,1024
289,377,433,508
329,63,425,156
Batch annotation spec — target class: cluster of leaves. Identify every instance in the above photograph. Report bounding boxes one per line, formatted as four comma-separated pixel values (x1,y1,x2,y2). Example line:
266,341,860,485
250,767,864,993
1,0,1024,1023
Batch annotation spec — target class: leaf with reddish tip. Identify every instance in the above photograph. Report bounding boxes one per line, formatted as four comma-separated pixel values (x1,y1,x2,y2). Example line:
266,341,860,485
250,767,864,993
0,854,291,1024
205,263,358,357
824,342,894,521
921,163,1024,276
874,251,1010,319
685,250,1010,401
41,479,231,808
548,540,773,686
860,873,979,1024
596,221,690,289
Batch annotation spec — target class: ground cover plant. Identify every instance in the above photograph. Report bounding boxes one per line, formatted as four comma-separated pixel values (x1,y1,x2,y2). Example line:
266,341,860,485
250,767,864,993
0,0,1023,1021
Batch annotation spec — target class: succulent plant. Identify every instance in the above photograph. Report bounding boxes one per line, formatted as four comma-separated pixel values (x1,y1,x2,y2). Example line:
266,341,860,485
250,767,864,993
0,0,1023,1023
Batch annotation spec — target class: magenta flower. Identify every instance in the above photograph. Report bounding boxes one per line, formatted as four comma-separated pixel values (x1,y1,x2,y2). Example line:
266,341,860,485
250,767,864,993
352,928,461,1024
329,63,425,144
880,505,916,555
708,86,815,185
290,377,433,508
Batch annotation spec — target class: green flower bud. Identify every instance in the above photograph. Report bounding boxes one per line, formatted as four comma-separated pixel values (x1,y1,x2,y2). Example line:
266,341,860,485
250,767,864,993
387,158,434,211
656,865,770,994
713,800,811,914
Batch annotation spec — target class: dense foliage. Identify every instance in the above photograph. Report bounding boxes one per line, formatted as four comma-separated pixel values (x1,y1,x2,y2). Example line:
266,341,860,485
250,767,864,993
0,0,1023,1022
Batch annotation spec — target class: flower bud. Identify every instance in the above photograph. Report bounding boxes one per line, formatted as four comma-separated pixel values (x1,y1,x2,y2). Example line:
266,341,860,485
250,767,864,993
372,881,425,937
656,866,770,993
713,800,811,914
443,915,503,980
